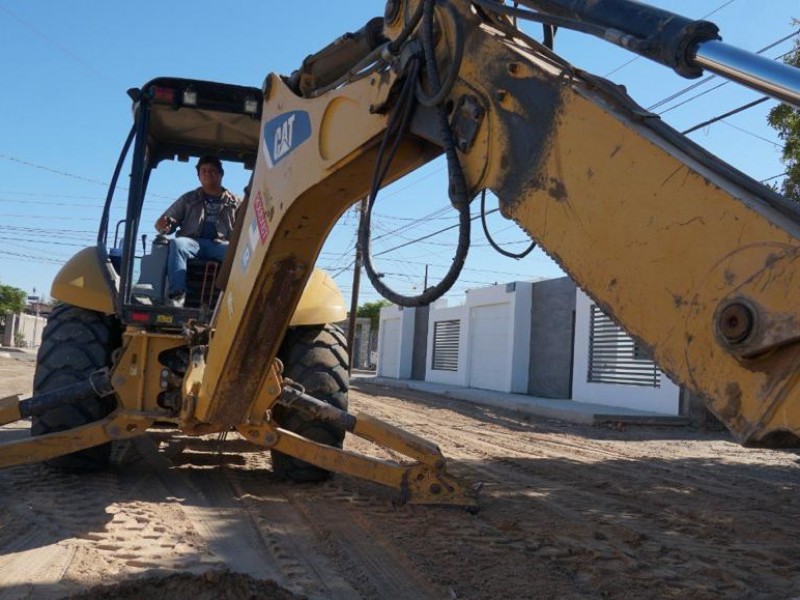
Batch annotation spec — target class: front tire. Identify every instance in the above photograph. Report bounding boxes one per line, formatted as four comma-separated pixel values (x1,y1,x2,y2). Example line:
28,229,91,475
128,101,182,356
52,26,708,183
271,324,349,482
30,304,121,470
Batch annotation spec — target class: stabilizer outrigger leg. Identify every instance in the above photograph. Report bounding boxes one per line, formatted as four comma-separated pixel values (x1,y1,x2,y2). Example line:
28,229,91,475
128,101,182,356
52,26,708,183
0,371,479,508
238,382,481,508
0,369,153,468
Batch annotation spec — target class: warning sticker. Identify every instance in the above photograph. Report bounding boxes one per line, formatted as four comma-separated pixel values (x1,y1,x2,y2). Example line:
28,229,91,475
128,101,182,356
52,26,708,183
254,191,270,244
240,245,252,272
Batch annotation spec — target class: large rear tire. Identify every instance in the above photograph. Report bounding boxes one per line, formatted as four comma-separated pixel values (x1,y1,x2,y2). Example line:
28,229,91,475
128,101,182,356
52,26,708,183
30,303,122,470
271,324,349,483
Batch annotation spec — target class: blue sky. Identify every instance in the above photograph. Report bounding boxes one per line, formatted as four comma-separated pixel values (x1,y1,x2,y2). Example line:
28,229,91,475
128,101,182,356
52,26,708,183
1,1,797,306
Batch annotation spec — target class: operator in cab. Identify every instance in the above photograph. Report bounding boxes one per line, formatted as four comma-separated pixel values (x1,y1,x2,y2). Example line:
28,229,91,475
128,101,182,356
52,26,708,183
155,155,240,307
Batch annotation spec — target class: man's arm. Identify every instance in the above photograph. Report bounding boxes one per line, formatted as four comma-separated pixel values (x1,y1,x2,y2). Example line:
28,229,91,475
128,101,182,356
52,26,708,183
155,215,177,234
155,194,187,234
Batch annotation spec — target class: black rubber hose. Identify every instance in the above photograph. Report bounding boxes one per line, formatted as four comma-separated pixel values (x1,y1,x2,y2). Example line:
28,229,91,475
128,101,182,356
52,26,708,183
359,1,472,307
415,2,465,108
480,190,536,259
387,0,426,55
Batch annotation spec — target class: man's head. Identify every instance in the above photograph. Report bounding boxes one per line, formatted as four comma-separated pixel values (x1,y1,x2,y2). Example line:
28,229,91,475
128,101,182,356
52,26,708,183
196,155,224,194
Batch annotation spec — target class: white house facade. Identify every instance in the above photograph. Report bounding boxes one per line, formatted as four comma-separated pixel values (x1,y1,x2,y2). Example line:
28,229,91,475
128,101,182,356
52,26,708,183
377,277,681,416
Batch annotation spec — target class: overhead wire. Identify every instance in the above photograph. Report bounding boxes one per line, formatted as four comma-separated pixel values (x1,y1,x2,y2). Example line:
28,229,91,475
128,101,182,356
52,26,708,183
761,171,788,183
648,35,798,112
720,120,782,148
359,0,472,307
682,96,770,135
0,3,118,86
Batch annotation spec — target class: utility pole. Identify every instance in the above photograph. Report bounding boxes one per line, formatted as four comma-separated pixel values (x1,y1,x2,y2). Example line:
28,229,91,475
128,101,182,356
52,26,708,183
424,264,428,290
346,198,368,374
30,287,40,349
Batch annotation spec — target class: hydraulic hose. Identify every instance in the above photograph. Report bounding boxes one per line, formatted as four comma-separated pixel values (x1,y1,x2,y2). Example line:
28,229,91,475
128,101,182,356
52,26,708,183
359,0,472,308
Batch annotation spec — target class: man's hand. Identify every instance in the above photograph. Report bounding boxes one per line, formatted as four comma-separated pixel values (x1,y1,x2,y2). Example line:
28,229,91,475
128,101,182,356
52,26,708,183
155,215,176,234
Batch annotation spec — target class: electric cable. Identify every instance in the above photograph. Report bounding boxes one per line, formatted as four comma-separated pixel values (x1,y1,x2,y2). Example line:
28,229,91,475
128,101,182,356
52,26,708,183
761,171,788,183
649,33,798,114
682,96,769,135
359,0,472,307
479,190,536,259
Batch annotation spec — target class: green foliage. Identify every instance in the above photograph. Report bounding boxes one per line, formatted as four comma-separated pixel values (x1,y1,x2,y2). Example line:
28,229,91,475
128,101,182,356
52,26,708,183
0,282,26,319
767,22,800,202
356,299,392,328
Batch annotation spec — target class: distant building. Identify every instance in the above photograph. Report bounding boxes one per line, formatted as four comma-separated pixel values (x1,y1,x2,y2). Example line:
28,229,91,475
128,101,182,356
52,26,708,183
377,278,686,417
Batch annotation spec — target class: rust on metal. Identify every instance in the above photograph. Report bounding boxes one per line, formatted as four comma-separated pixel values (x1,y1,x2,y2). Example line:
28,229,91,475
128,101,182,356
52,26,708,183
212,256,306,425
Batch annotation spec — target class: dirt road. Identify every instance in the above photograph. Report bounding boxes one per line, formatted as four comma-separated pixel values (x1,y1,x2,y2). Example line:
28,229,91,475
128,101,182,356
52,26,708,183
0,352,798,599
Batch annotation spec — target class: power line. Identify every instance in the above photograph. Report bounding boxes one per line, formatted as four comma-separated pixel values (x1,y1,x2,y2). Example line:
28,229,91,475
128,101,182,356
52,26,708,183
720,120,781,148
0,224,88,234
656,48,796,117
0,249,64,265
0,3,118,86
0,197,103,209
0,212,99,221
0,235,87,249
355,254,547,280
761,171,788,183
0,154,110,187
648,30,799,112
372,205,453,241
0,153,172,201
0,191,107,200
682,96,770,135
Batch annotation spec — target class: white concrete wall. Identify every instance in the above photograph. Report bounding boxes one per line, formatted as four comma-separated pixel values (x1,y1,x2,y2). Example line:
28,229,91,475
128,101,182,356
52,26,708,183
377,305,416,379
2,312,45,348
425,282,532,392
425,304,468,386
377,310,401,378
376,282,681,416
509,283,532,393
572,290,680,415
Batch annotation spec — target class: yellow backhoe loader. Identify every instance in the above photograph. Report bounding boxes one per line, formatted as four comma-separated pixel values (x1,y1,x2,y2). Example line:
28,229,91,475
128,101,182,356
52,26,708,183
2,0,800,507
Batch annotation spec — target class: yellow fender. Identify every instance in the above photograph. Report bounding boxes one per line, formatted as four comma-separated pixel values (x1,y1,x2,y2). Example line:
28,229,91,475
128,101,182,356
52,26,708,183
290,267,347,326
50,247,117,315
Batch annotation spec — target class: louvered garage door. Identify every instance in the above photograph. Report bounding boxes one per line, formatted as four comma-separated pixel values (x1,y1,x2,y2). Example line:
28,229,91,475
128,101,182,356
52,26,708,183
431,319,460,371
588,305,661,387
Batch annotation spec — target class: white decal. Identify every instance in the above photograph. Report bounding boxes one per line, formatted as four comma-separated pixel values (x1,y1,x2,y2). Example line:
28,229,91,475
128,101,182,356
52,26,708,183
273,114,296,161
241,245,252,272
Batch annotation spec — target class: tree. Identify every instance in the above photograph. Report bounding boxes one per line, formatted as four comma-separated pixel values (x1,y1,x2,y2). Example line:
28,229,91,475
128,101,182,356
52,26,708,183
0,282,27,329
357,299,392,329
767,22,800,202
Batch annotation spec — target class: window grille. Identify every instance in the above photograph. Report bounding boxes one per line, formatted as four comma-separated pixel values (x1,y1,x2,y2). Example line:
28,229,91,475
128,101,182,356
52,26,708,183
588,305,661,387
432,319,460,371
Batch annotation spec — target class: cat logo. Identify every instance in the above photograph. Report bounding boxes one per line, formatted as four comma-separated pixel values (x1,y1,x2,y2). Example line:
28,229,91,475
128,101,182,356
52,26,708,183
263,110,311,168
274,114,295,160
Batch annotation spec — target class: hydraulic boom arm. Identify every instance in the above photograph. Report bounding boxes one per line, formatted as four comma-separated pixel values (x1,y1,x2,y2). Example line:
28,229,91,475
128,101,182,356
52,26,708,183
204,0,800,444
